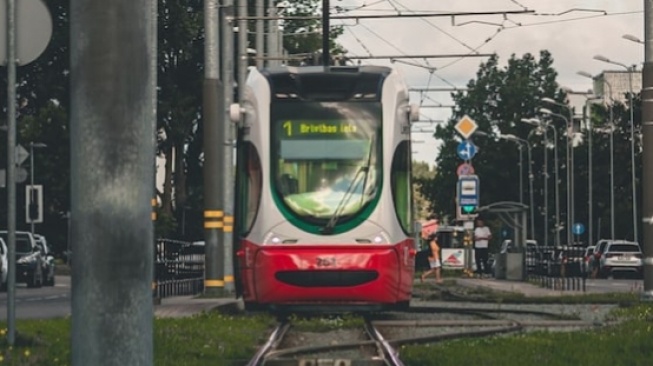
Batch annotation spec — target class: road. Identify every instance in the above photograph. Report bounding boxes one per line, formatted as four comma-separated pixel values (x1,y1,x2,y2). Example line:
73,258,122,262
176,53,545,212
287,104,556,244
0,276,71,320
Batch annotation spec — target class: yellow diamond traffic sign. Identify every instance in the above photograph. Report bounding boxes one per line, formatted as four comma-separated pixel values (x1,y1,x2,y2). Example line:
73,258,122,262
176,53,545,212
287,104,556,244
455,115,478,139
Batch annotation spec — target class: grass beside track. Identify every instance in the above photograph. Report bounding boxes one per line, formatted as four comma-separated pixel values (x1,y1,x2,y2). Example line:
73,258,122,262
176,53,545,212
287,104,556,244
1,295,651,365
400,303,653,366
0,312,276,365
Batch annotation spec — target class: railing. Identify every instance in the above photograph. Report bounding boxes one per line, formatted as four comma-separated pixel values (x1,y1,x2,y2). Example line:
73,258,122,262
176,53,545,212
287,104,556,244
154,239,205,299
525,245,586,292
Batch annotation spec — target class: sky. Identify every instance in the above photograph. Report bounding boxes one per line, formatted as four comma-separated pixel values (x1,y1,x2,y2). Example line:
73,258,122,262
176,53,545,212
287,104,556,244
332,0,645,167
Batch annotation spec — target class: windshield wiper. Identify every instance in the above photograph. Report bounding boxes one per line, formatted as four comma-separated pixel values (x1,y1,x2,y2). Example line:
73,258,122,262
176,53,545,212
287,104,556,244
321,137,375,235
320,166,367,235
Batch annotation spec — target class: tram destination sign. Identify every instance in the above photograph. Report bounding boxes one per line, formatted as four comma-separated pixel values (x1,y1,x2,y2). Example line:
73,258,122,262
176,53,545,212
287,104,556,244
280,120,361,138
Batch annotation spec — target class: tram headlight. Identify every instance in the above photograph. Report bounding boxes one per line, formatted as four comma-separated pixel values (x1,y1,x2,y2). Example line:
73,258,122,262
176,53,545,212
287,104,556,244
355,231,391,244
263,232,297,245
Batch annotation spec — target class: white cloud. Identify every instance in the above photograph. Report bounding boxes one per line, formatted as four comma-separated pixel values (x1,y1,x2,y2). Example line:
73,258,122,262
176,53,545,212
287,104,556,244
334,0,644,166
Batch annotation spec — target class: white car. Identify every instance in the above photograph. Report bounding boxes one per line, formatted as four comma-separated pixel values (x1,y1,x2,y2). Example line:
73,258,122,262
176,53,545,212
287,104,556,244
0,237,7,291
599,241,643,279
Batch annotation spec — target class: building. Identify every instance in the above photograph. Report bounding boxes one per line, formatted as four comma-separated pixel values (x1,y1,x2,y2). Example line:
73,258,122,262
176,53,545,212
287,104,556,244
592,70,642,105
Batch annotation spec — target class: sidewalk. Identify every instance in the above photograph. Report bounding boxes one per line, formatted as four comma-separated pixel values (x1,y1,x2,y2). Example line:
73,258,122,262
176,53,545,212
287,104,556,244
154,296,241,318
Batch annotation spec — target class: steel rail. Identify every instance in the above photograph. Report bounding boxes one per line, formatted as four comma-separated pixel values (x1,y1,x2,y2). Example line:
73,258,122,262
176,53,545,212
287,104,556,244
364,319,404,366
246,320,290,366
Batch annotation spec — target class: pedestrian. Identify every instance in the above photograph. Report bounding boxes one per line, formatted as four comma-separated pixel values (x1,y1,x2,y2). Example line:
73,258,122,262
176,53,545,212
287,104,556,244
474,218,492,278
420,232,443,284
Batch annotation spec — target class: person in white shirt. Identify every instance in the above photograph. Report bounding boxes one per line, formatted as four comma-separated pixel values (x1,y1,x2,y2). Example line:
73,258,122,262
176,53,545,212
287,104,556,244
473,218,492,277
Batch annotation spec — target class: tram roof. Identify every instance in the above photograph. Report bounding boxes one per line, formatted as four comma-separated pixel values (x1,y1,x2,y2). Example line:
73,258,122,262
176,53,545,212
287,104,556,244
259,65,395,101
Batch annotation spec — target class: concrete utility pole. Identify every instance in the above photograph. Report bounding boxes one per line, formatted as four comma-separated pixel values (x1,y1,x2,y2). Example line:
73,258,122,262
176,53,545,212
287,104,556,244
5,0,17,346
222,0,235,294
267,2,278,67
322,0,330,66
642,0,653,301
204,0,225,296
70,0,155,364
255,0,264,68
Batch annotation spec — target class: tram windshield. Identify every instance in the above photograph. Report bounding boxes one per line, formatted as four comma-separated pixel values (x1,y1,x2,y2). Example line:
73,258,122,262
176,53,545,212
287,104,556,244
271,101,382,225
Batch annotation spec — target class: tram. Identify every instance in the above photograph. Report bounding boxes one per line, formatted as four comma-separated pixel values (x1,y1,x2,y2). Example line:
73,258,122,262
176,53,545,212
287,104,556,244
232,65,418,312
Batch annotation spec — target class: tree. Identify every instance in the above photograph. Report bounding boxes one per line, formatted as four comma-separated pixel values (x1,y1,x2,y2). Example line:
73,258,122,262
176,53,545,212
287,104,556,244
426,51,560,243
412,161,436,220
276,0,346,64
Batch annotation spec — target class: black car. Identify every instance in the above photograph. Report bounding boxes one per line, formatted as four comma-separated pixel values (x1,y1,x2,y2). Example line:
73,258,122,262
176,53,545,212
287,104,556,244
34,234,56,286
0,231,44,288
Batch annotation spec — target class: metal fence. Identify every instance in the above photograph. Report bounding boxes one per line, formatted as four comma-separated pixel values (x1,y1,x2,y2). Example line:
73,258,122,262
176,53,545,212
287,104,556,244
154,239,205,298
525,245,587,291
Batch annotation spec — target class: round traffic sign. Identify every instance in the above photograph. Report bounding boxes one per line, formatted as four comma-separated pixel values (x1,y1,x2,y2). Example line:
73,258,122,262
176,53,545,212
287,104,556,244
456,140,478,161
456,163,475,177
0,0,53,66
16,167,27,183
572,223,585,235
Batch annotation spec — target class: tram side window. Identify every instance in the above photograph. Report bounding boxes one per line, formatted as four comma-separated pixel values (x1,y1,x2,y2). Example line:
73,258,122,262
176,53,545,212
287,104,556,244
391,141,412,234
237,142,262,235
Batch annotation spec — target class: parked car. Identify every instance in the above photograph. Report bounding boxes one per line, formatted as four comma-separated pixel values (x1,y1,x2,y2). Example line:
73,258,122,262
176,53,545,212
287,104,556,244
557,244,586,276
536,248,558,276
0,231,44,288
582,245,596,275
499,239,539,270
34,234,56,286
598,241,643,279
589,239,612,276
0,237,7,291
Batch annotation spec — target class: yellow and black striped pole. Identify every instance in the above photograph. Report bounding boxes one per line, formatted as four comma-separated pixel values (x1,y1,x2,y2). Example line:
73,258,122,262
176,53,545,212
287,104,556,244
204,209,225,293
203,2,225,295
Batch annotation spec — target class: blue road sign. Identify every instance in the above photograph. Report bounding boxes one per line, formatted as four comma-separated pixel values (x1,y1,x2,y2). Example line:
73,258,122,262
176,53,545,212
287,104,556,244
572,223,585,235
456,140,477,161
457,175,479,206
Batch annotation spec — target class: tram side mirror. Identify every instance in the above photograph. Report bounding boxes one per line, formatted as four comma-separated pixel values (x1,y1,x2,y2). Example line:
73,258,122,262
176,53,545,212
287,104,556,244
229,103,243,124
408,104,420,122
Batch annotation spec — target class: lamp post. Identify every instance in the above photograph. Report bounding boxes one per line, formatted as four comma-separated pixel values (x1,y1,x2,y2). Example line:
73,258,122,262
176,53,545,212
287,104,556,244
29,142,47,237
541,100,575,244
540,107,572,245
501,134,535,240
579,95,602,247
522,117,561,247
622,34,644,45
579,71,615,241
594,55,638,242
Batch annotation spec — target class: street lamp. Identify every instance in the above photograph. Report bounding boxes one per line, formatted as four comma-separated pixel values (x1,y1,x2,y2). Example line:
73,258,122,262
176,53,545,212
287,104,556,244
29,142,47,237
541,101,575,233
623,34,644,44
540,106,574,245
500,134,535,240
577,94,602,247
522,117,561,247
578,71,615,241
593,54,638,242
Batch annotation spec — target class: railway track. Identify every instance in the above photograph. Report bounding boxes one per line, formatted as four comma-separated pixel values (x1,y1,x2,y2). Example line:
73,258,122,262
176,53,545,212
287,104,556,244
247,317,404,366
245,304,605,365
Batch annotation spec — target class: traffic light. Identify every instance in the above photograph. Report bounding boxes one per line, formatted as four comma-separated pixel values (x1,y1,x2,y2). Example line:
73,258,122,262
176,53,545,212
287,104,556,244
461,204,477,215
456,203,479,221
